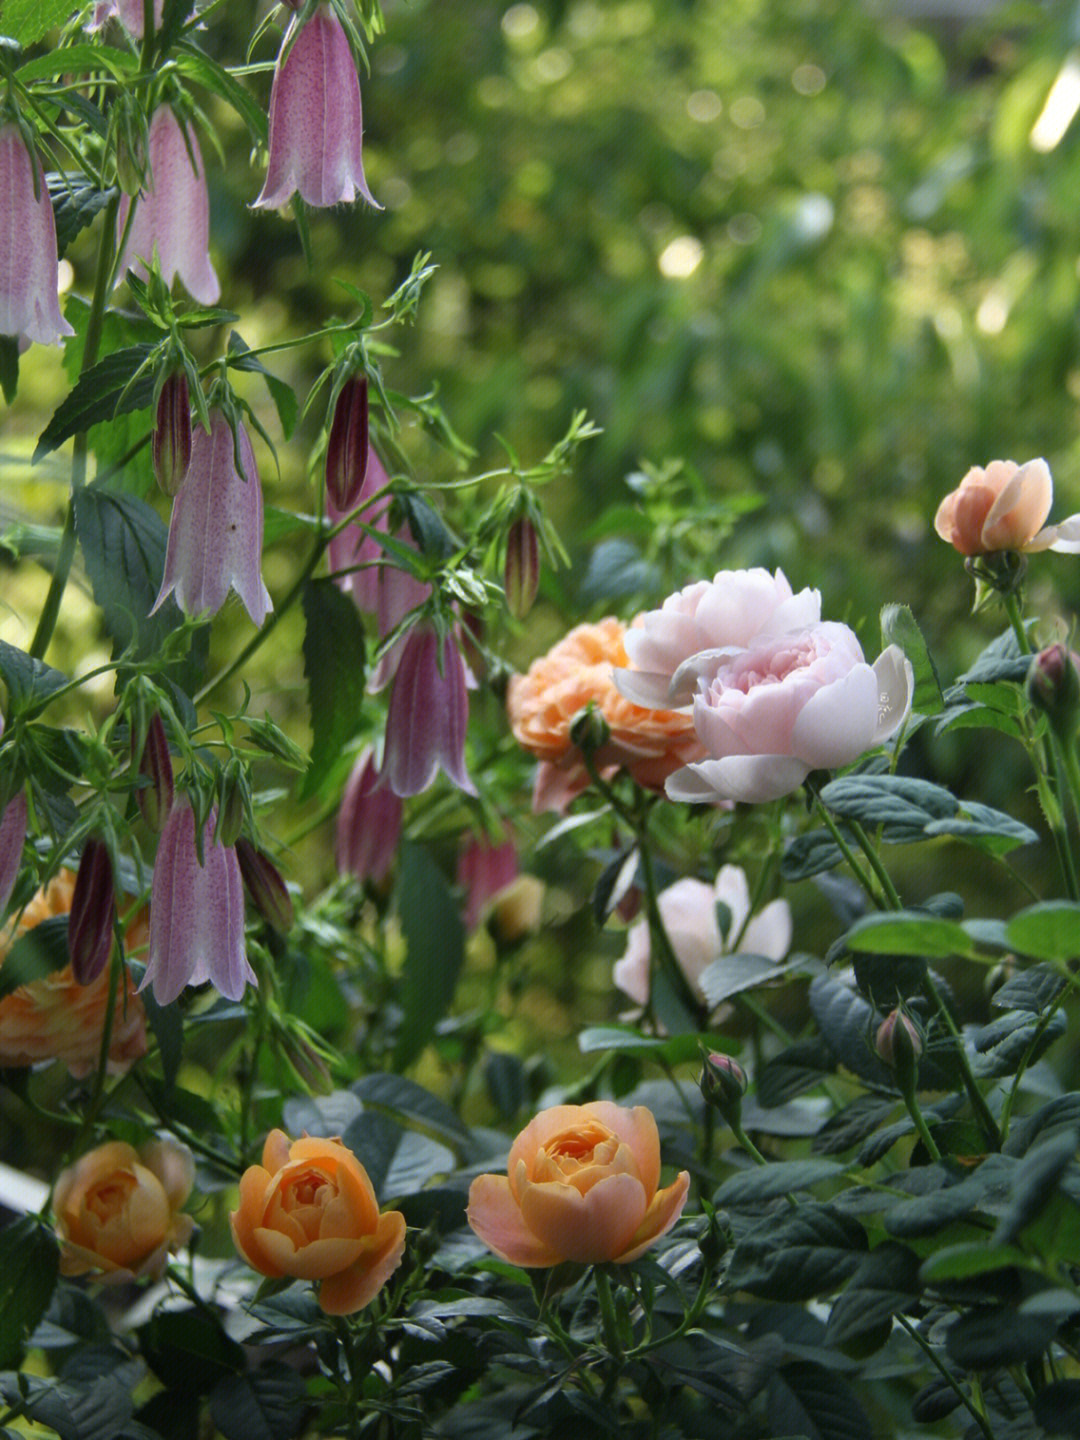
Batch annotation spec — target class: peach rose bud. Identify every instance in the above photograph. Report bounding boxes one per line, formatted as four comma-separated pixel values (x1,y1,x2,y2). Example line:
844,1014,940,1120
934,458,1080,556
467,1101,689,1267
230,1130,407,1316
53,1137,194,1280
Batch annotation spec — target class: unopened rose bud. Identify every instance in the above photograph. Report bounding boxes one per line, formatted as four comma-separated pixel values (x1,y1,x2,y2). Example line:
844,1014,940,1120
326,375,369,514
153,371,192,497
69,839,117,986
700,1052,747,1123
569,704,610,755
235,838,294,935
133,711,174,833
505,516,540,620
876,1009,922,1093
1027,645,1080,743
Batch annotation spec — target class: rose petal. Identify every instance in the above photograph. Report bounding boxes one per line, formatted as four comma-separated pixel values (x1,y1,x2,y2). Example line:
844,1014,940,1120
318,1210,407,1315
518,1172,648,1264
254,1227,366,1280
466,1174,565,1267
615,1172,691,1262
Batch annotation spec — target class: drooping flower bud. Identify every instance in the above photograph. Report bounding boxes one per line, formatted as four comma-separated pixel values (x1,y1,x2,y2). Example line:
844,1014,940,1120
216,760,246,848
381,624,476,797
876,1009,922,1095
235,837,294,934
326,374,369,514
0,124,75,348
133,711,174,833
69,839,117,986
699,1052,747,1124
1027,644,1080,744
505,516,540,620
0,790,27,918
153,371,192,496
335,747,402,885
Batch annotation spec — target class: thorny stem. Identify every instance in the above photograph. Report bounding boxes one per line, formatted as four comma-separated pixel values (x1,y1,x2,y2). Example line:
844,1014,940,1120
896,1315,996,1440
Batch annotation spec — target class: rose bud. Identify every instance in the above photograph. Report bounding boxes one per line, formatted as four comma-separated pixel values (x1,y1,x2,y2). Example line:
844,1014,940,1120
1027,644,1080,743
133,710,174,833
505,515,540,620
699,1052,747,1123
236,837,294,935
326,374,369,514
876,1009,922,1095
69,839,117,986
152,371,192,497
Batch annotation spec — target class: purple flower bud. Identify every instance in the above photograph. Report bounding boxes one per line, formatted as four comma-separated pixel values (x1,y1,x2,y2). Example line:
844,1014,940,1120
326,445,391,613
116,106,219,305
216,761,246,849
456,834,518,932
133,710,174,832
69,839,117,986
335,747,402,885
88,0,163,38
326,375,369,514
505,516,540,620
152,408,272,626
382,625,476,797
699,1052,747,1120
153,371,192,497
254,4,380,211
876,1010,922,1094
235,837,294,934
0,125,75,348
0,791,27,918
140,799,255,1005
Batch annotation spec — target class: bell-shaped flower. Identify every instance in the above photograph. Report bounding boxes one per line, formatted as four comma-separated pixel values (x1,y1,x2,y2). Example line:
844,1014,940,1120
152,408,272,626
0,125,74,347
382,624,476,797
140,799,255,1006
88,0,164,37
335,747,402,884
327,446,392,614
254,4,380,210
368,528,432,692
0,792,27,918
456,833,519,932
116,106,220,305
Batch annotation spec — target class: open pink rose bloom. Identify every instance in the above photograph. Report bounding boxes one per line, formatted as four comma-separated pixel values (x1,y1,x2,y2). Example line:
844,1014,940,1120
467,1101,690,1267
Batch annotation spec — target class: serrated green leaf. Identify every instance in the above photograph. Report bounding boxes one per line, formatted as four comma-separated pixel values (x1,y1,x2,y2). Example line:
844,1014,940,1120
727,1205,868,1301
298,578,366,800
0,0,72,44
139,1306,245,1394
993,1129,1080,1246
919,1241,1032,1281
175,48,268,143
392,845,466,1071
756,1038,837,1107
843,911,975,959
825,1241,922,1346
0,639,69,715
992,964,1067,1013
225,333,297,440
767,1362,874,1440
812,1096,900,1156
881,603,942,715
350,1071,473,1157
16,42,136,82
576,1026,706,1064
934,701,1025,740
699,953,790,1005
210,1364,309,1440
819,773,957,829
780,827,847,881
45,175,118,259
946,1304,1059,1370
715,1158,845,1207
0,1217,59,1368
1006,902,1080,963
35,345,156,461
0,915,69,1000
971,1008,1068,1079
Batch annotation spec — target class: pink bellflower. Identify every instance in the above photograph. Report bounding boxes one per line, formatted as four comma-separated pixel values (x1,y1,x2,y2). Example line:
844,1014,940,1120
382,624,476,797
326,446,392,613
254,3,380,210
88,0,164,37
456,833,518,932
335,746,403,885
116,106,220,305
368,527,432,692
0,125,74,347
152,408,272,626
140,799,255,1006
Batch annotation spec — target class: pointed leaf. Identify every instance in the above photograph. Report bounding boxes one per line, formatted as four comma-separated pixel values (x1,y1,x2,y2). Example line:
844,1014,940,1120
393,844,466,1069
881,603,942,715
298,578,367,800
35,345,156,461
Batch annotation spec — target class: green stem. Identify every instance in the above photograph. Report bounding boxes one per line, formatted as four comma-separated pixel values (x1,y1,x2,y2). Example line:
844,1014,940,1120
813,799,885,908
899,1081,942,1162
896,1315,996,1440
30,192,121,661
924,970,1001,1151
847,818,903,910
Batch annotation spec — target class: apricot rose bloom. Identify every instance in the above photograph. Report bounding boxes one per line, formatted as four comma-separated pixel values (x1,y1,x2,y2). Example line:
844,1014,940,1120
506,618,705,811
467,1102,690,1267
0,870,147,1078
53,1138,194,1280
230,1131,407,1316
934,458,1080,556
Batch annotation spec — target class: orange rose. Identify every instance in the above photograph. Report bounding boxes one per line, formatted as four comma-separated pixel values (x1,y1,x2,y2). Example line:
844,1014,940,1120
0,871,147,1078
507,618,705,810
54,1138,195,1280
467,1102,690,1267
230,1131,407,1316
934,458,1080,556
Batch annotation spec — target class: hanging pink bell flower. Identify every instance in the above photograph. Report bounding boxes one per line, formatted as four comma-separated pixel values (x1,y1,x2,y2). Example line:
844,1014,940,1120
140,799,255,1006
116,106,220,305
152,408,272,626
254,3,380,210
0,792,27,918
335,747,402,884
326,446,392,613
0,126,74,347
382,624,476,797
456,833,519,932
88,0,164,38
368,527,432,692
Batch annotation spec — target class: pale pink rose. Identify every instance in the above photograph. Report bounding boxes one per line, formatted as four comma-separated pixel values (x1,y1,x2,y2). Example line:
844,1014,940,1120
666,623,913,805
934,458,1080,556
615,568,821,709
614,865,791,1009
